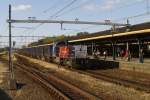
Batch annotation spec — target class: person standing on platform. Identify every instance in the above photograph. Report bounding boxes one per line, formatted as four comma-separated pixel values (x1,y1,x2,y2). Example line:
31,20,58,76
93,49,96,58
128,50,131,61
117,47,121,57
139,48,144,63
96,50,100,59
124,50,131,61
103,50,107,60
121,49,124,59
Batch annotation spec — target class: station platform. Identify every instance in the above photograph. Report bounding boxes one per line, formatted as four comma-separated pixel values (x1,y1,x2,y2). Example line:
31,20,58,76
93,56,150,74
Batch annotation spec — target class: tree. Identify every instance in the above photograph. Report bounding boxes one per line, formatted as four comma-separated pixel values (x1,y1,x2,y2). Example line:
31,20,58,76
76,32,89,36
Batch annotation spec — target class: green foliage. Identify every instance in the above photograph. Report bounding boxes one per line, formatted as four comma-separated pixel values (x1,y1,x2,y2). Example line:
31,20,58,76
39,35,67,43
76,32,89,36
28,32,89,46
0,47,8,52
28,35,68,46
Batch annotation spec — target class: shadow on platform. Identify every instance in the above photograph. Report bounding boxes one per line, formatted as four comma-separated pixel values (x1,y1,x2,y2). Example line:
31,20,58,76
87,59,119,70
16,83,26,89
0,89,12,100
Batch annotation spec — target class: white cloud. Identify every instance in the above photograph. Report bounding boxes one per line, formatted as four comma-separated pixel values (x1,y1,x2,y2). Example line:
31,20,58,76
101,0,144,10
101,0,121,10
12,4,32,11
82,0,121,12
82,4,97,11
136,0,143,2
82,0,144,12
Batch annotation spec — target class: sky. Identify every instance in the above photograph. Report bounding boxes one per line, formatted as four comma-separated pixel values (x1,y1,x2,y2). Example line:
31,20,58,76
0,0,150,47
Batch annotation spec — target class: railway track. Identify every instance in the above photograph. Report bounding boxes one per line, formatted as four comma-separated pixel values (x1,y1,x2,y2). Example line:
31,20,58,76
14,63,100,100
21,58,150,93
6,54,150,100
15,54,150,93
0,56,100,100
73,69,150,92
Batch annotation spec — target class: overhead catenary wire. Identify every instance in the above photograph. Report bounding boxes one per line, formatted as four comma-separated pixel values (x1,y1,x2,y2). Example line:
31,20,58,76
111,0,145,12
11,26,34,29
55,0,141,33
112,0,150,22
70,0,150,34
54,0,91,18
75,12,150,34
17,0,74,36
114,10,150,22
42,0,61,13
31,0,79,33
21,0,143,36
2,1,79,48
50,0,78,18
8,0,150,48
28,0,150,35
57,0,145,19
29,0,78,33
34,0,92,33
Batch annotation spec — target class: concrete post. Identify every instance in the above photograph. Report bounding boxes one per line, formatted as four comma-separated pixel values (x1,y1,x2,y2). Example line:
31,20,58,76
112,42,116,61
9,4,17,90
126,42,130,61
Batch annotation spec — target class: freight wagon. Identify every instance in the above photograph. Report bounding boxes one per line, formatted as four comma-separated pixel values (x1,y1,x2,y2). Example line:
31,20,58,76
20,41,88,69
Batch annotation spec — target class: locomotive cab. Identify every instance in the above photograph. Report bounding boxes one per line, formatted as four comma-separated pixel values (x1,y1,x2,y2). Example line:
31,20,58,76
58,45,88,69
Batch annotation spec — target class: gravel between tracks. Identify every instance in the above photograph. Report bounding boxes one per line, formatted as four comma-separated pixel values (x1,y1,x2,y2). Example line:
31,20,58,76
0,60,54,100
17,54,150,100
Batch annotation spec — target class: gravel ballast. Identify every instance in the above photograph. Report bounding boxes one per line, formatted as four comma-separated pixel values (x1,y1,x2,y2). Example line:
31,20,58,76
16,54,150,100
0,60,54,100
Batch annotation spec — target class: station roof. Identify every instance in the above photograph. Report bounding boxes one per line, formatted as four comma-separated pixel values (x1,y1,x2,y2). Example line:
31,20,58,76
68,22,150,43
26,22,150,48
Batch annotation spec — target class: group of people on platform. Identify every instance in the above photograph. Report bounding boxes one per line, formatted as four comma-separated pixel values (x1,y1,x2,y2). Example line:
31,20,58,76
92,48,144,63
